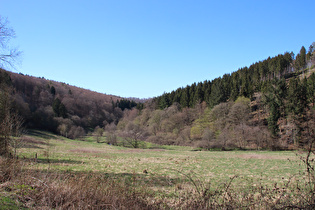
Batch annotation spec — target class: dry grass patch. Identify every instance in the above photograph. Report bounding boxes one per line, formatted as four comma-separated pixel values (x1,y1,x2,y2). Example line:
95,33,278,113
237,153,289,160
68,148,106,153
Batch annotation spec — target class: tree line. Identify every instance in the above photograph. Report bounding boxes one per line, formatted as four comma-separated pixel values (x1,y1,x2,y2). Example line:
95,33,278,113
155,45,314,110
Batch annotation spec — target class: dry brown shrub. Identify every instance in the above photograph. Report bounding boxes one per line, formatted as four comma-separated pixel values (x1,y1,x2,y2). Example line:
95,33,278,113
0,158,158,209
0,157,22,183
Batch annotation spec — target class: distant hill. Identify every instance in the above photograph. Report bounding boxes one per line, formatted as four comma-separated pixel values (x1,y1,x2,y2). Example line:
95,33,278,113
0,69,142,138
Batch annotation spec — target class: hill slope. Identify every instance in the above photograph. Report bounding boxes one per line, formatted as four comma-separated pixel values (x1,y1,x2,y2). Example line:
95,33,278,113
1,70,142,138
112,44,315,150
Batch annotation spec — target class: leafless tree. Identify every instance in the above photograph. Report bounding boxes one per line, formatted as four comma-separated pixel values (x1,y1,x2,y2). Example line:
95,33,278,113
94,126,104,143
0,16,22,68
120,122,147,148
9,112,24,157
0,87,24,157
233,123,251,149
210,102,233,130
68,126,85,139
228,100,250,125
57,123,68,137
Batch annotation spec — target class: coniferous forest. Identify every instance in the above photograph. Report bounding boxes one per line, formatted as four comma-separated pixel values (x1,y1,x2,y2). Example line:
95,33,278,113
1,43,314,151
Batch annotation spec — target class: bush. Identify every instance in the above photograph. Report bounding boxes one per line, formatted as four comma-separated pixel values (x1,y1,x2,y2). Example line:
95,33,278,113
106,133,118,145
68,126,85,139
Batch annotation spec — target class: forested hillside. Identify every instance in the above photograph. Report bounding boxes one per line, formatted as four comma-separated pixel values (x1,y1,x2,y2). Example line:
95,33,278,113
111,44,315,150
1,43,314,150
0,70,142,139
155,46,314,109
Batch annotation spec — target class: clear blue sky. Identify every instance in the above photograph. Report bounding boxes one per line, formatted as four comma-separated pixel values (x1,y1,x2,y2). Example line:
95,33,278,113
1,0,314,98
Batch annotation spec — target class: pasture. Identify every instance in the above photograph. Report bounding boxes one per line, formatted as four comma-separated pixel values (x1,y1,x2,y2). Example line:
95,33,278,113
19,131,303,184
2,130,313,209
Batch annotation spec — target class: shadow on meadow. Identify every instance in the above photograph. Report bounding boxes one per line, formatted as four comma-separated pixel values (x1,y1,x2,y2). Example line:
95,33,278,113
17,156,83,165
35,158,83,165
27,130,58,140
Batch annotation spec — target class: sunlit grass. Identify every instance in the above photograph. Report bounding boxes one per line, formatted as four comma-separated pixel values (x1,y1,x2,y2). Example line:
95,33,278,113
18,130,306,190
2,130,311,208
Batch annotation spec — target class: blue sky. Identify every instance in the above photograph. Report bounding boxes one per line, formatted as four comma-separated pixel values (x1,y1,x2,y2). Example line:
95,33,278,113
1,0,314,98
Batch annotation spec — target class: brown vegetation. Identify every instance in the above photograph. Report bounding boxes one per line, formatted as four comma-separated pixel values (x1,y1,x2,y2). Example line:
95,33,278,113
7,71,124,135
111,96,276,150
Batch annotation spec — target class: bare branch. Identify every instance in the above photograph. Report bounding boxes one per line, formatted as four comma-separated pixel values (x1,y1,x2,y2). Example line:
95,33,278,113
0,16,21,69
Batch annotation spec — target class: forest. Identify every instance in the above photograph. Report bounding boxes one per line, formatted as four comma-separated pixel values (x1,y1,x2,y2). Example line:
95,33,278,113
1,43,315,153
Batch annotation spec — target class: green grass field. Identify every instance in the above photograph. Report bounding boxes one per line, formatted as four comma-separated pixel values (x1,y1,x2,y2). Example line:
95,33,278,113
17,130,308,193
1,130,314,208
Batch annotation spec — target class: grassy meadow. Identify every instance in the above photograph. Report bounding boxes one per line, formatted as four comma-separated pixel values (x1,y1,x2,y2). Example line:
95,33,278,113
1,130,314,209
19,130,304,184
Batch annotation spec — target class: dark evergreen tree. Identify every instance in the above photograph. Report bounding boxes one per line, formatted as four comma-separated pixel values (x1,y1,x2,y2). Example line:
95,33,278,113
59,103,67,118
189,83,196,107
208,78,225,108
159,93,170,109
287,78,308,115
203,81,211,105
295,46,306,70
267,97,280,137
50,86,56,96
258,60,268,81
307,73,315,107
52,98,62,117
180,86,190,108
299,46,306,69
277,78,288,118
230,72,240,101
116,99,138,110
222,74,231,100
172,88,182,104
192,82,204,107
52,98,67,118
264,79,287,136
307,43,314,61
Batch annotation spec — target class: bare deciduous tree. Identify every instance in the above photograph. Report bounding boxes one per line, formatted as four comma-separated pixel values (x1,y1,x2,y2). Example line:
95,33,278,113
228,99,250,125
68,126,85,139
94,126,104,143
120,122,147,148
0,87,24,157
0,16,22,68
